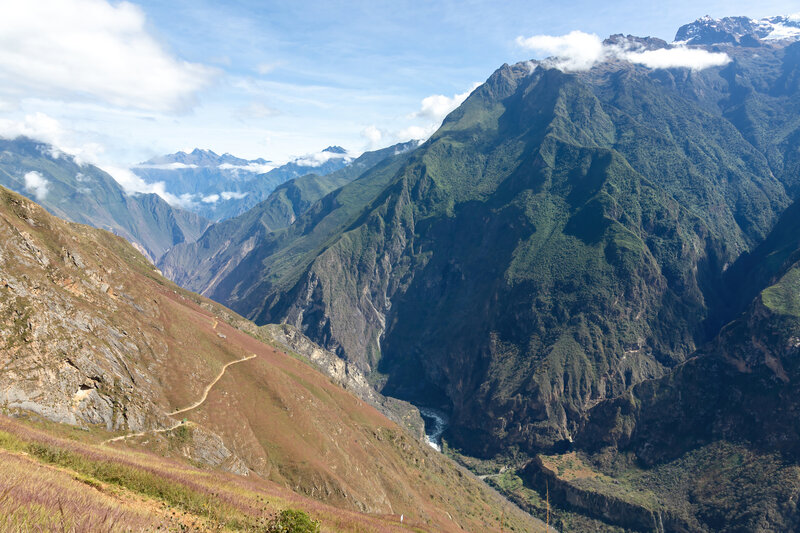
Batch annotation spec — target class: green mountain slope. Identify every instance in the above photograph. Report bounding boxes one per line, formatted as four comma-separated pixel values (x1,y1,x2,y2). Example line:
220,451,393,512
186,39,800,462
0,137,209,261
158,140,419,291
532,195,800,531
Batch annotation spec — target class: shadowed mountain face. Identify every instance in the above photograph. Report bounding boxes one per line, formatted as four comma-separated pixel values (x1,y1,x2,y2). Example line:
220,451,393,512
0,137,208,262
174,35,800,461
158,140,420,290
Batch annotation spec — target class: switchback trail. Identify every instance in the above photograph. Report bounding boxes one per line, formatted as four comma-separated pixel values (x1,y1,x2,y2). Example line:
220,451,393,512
102,353,257,445
169,353,257,416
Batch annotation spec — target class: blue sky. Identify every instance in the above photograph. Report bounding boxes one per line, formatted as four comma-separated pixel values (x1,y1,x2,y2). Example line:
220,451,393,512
0,0,798,173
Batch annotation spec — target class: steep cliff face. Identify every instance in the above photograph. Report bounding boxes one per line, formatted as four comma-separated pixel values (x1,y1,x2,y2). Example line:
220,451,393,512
535,197,800,531
191,38,800,457
578,199,800,464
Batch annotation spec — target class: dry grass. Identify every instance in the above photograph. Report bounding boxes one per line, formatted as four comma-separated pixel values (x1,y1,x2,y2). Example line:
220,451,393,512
0,415,423,532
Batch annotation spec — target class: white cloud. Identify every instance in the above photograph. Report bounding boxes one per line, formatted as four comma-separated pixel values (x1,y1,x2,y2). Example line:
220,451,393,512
217,162,276,173
23,171,49,201
396,124,437,142
764,23,800,40
0,113,104,165
101,165,195,207
516,31,606,72
361,125,383,148
0,0,214,111
135,162,199,170
622,47,731,70
516,31,731,72
292,150,351,168
201,194,220,204
411,83,480,122
220,191,247,200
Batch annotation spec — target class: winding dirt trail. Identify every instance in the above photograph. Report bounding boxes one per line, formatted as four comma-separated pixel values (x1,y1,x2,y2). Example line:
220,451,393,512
102,421,191,444
169,354,257,416
102,353,257,445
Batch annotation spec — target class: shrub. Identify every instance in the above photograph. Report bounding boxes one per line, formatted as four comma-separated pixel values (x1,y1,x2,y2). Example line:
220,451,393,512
267,509,320,533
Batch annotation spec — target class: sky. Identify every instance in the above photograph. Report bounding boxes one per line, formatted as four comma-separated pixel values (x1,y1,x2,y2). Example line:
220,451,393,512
0,0,798,174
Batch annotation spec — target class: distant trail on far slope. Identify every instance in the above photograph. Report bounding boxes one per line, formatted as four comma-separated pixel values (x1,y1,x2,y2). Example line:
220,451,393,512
169,354,257,416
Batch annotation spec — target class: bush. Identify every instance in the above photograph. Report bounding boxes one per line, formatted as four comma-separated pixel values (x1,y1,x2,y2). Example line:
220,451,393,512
267,509,320,533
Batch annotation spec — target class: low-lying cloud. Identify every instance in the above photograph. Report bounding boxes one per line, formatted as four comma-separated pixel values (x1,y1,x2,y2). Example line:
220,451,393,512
23,171,50,200
220,191,247,200
136,162,199,170
199,191,248,204
217,162,276,173
0,113,104,166
516,31,731,72
623,47,730,70
293,150,351,168
516,31,605,72
411,84,480,122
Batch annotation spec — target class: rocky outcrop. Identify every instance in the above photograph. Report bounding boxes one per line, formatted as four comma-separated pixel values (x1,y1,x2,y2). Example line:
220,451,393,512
523,457,694,532
262,324,425,440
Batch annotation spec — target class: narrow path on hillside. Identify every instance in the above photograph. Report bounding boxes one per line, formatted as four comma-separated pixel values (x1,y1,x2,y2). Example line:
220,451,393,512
102,352,256,446
102,421,192,445
169,353,257,416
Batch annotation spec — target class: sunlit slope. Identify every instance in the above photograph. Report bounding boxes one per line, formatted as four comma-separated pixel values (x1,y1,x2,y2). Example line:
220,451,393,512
0,185,541,532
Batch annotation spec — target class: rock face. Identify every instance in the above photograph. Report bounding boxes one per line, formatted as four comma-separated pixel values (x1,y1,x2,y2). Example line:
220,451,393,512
578,197,800,464
0,192,164,431
180,34,800,459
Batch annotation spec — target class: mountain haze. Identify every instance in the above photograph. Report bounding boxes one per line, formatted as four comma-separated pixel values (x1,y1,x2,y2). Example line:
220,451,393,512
0,137,208,262
134,146,355,220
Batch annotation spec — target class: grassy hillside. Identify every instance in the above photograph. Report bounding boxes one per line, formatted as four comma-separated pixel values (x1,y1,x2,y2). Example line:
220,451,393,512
0,185,541,532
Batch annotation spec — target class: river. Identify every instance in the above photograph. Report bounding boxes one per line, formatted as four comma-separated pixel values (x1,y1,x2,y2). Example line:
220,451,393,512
417,407,449,451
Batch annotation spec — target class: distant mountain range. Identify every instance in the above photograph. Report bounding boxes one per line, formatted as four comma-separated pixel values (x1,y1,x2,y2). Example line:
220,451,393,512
132,146,354,220
0,137,208,262
676,14,800,45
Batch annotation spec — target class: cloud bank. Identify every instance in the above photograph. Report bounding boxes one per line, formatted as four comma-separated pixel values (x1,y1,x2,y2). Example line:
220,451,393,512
23,171,50,201
292,150,351,168
0,0,213,111
623,47,731,70
411,84,480,122
516,31,605,71
516,31,730,72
